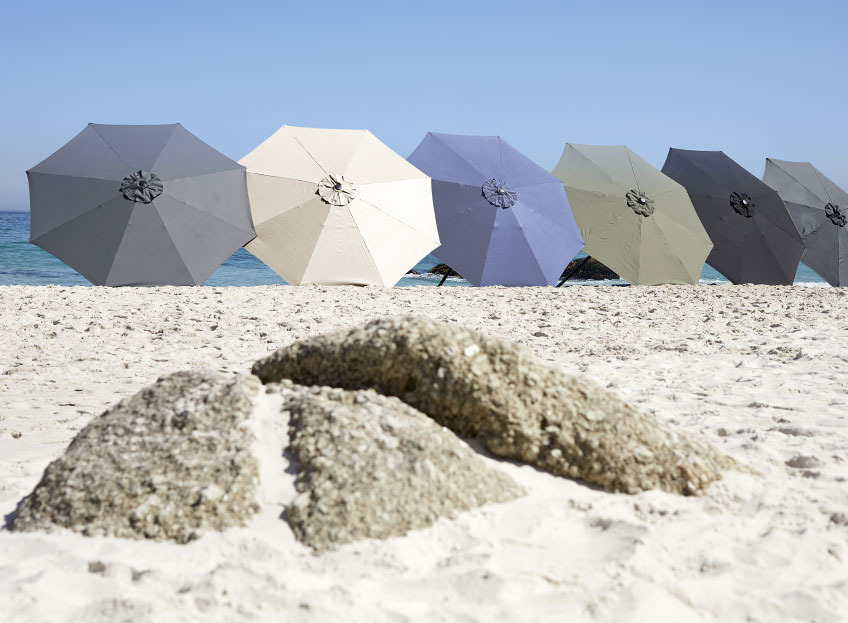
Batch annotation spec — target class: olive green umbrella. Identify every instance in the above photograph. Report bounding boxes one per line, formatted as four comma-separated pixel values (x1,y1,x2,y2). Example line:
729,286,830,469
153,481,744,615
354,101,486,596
552,144,713,285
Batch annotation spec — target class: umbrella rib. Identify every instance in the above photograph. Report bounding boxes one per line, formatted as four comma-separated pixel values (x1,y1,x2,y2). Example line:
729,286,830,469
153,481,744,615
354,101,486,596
356,196,440,245
511,198,583,248
571,192,632,237
803,221,841,285
275,202,337,285
498,137,503,174
244,171,319,186
161,192,256,240
158,166,243,183
811,167,835,204
726,156,758,196
101,207,138,285
651,186,689,201
32,198,132,285
747,187,809,240
510,202,584,284
344,206,391,287
88,125,139,174
30,197,118,246
651,190,712,241
786,202,829,239
421,181,500,275
624,150,641,193
652,213,704,283
428,134,490,181
752,216,800,283
473,212,503,286
736,219,747,284
767,161,827,205
669,150,723,187
149,203,202,285
286,131,330,178
148,125,190,174
561,146,630,194
754,160,830,207
508,209,552,284
634,214,644,284
28,172,126,184
699,186,802,244
512,179,564,191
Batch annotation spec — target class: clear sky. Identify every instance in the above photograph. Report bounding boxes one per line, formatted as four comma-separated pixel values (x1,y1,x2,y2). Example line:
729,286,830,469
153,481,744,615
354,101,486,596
2,0,846,210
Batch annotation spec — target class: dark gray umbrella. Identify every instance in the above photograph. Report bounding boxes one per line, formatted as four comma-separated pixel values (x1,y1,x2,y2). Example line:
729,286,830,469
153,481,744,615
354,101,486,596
661,149,804,285
27,123,255,286
763,159,848,287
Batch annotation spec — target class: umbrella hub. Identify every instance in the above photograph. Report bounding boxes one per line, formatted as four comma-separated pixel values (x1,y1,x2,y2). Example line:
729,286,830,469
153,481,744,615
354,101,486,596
482,179,517,209
825,203,846,227
626,190,654,217
317,174,356,206
120,170,163,204
729,192,755,218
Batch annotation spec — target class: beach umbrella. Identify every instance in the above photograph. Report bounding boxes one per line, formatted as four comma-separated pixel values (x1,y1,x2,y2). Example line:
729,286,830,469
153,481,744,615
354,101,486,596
763,159,848,286
662,149,804,285
551,144,712,285
240,126,439,286
407,132,583,286
27,123,255,286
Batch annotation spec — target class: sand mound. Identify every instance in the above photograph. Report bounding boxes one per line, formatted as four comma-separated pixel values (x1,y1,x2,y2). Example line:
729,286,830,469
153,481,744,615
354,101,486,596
11,371,261,543
276,381,524,551
253,316,737,495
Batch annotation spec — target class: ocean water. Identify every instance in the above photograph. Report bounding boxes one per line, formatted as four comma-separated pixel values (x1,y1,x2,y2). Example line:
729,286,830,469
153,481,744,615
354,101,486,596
0,210,825,287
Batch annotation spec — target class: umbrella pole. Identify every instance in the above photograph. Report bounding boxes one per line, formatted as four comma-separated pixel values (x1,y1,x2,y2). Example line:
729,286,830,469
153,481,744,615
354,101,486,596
556,256,591,287
437,268,453,287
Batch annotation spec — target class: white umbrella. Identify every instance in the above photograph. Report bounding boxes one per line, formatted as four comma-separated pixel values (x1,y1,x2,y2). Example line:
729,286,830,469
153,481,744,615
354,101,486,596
240,126,439,286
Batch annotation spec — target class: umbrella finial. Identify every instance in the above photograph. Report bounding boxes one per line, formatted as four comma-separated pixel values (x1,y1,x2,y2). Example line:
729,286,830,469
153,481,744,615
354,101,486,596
825,203,846,227
626,190,654,217
120,170,163,204
482,179,517,209
317,175,356,206
729,192,755,218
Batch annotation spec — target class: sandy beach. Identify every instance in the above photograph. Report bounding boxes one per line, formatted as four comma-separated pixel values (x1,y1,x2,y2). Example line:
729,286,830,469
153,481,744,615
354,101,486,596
1,284,846,622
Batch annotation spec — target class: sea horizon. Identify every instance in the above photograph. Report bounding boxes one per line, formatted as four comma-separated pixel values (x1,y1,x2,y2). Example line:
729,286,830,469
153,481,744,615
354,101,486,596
0,210,828,288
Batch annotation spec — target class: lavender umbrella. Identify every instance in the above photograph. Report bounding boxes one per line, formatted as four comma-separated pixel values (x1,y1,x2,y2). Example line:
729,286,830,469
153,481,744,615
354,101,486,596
408,133,583,286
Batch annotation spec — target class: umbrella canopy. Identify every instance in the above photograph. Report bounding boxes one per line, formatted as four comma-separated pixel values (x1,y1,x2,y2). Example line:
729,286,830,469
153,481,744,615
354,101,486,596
551,144,712,285
662,149,804,285
407,132,583,286
27,123,255,286
763,159,848,287
240,126,439,286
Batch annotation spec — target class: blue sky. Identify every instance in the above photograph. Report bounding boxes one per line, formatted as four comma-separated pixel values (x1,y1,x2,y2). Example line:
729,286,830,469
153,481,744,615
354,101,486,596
1,0,846,210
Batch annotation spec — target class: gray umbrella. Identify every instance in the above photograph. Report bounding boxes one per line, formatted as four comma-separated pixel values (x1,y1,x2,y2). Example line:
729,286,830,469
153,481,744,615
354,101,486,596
27,123,255,286
662,149,804,285
763,159,848,287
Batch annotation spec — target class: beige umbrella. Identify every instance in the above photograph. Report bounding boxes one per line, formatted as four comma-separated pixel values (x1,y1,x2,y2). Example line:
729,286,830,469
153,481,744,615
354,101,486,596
552,144,713,285
240,126,439,286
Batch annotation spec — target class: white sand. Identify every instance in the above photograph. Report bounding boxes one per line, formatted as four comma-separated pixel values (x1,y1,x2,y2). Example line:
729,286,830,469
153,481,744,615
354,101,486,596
0,284,846,622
